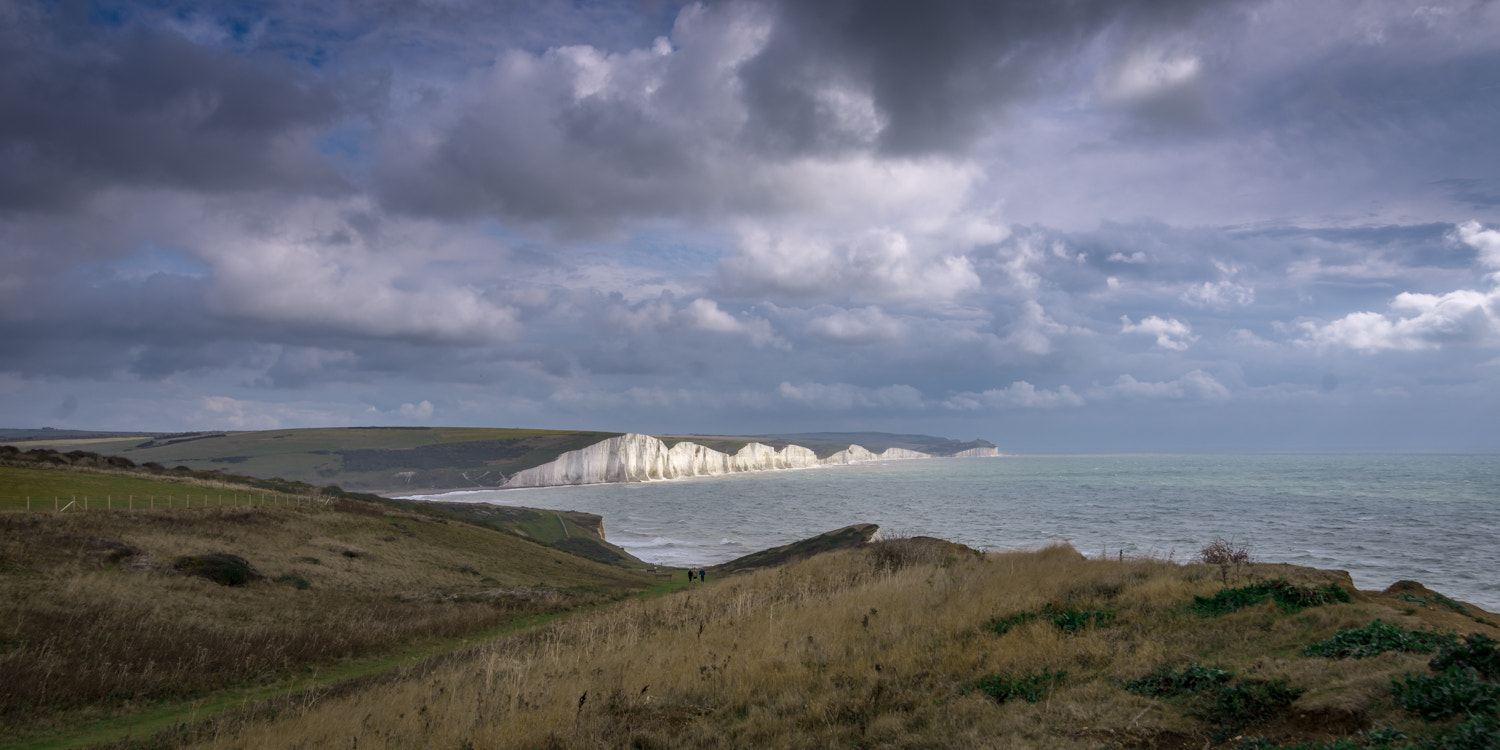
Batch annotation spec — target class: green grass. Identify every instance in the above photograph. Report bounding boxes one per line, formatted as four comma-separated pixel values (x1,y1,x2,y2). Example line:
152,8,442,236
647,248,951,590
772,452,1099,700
0,466,287,511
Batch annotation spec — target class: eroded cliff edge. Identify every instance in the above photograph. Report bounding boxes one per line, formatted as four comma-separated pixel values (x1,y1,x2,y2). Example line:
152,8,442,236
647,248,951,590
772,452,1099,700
501,433,999,489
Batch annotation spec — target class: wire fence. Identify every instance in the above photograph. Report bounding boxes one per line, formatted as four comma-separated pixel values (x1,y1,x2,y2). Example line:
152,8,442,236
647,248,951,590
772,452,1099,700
1,492,329,512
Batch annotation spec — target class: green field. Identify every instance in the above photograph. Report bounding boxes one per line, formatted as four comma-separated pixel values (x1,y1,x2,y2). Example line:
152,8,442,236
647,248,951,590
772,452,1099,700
0,466,294,511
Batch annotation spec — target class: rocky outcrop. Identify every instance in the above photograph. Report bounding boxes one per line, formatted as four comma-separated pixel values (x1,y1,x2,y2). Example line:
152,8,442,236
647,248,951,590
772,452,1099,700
502,433,937,489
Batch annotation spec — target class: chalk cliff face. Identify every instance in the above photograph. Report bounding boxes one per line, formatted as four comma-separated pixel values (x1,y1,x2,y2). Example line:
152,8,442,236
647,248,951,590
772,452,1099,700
502,433,935,489
953,446,1003,458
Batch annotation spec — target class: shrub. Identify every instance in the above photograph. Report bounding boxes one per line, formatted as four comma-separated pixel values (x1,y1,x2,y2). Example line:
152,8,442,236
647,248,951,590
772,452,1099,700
1391,667,1500,721
1190,579,1350,617
969,668,1066,704
1430,634,1500,680
1428,714,1500,750
1200,536,1252,566
986,605,1115,636
1125,662,1233,697
173,553,264,586
1193,678,1304,739
1304,620,1459,659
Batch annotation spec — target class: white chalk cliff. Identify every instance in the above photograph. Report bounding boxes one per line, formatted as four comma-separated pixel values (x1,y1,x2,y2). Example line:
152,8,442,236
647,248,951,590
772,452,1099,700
953,446,1003,458
502,433,949,489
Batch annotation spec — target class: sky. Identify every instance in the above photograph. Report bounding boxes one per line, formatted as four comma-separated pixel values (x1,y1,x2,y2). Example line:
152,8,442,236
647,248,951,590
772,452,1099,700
2,0,1499,452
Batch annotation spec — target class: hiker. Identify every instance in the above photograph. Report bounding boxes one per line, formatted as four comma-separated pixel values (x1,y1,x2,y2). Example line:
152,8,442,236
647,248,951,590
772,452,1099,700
688,569,695,582
699,568,707,582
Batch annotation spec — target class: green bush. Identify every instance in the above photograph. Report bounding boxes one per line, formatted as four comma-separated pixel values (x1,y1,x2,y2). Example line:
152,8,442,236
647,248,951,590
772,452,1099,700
969,668,1066,704
1391,668,1500,721
1125,662,1233,697
173,553,263,587
1194,678,1304,739
1430,634,1500,680
1425,714,1500,750
986,605,1114,636
1304,621,1459,659
1190,579,1349,617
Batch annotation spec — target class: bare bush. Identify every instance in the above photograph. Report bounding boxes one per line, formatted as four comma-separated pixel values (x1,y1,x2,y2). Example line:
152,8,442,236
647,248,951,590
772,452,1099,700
1198,537,1252,566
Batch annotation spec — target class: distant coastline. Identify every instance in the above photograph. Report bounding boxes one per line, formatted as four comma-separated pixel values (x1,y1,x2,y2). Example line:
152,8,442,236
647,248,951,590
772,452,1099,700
490,432,1002,490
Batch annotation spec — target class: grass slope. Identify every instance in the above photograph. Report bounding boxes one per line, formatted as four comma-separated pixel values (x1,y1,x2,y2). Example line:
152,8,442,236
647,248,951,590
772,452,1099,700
182,542,1500,750
0,447,647,567
0,497,659,748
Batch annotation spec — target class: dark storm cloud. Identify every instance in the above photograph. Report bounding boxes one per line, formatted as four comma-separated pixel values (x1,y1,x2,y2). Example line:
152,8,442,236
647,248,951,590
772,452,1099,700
740,0,1230,156
0,2,344,212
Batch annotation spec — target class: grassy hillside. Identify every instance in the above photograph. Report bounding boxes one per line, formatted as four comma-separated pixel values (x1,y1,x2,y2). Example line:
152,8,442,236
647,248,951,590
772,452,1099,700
0,446,648,566
2,427,622,493
0,492,663,748
176,541,1500,750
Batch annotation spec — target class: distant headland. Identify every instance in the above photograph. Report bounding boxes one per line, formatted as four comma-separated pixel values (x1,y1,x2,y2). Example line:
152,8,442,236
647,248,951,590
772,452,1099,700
0,427,1000,494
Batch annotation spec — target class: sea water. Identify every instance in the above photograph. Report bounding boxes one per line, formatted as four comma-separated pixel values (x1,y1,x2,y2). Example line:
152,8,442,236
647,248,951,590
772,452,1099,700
414,454,1500,612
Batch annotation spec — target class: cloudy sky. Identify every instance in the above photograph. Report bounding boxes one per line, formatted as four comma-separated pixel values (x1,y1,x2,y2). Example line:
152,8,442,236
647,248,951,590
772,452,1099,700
2,0,1499,452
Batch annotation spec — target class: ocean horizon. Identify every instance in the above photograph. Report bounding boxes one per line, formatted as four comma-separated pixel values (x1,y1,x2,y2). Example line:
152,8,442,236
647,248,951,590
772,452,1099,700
409,453,1500,613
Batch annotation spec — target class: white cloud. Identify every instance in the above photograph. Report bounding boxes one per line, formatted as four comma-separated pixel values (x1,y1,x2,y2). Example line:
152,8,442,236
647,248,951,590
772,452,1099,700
1297,222,1500,352
942,381,1084,410
1297,289,1500,352
1004,300,1072,356
605,295,785,348
1457,220,1500,277
199,201,522,345
1121,315,1197,350
721,223,982,305
1107,251,1149,264
397,400,435,420
1182,279,1254,308
678,298,742,333
1102,46,1202,103
1088,370,1230,401
806,306,907,344
777,381,925,410
188,395,320,430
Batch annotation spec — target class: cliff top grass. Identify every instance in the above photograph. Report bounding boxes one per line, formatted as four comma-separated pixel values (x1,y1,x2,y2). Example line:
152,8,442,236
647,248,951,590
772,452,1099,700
169,540,1500,750
0,493,661,748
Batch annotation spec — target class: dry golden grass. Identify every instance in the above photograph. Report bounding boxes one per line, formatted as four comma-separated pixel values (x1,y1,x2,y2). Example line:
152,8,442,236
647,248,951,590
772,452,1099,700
0,506,653,737
185,541,1499,749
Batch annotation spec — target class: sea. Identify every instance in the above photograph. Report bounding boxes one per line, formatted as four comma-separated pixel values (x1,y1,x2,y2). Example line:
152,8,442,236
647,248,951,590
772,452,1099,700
409,454,1500,613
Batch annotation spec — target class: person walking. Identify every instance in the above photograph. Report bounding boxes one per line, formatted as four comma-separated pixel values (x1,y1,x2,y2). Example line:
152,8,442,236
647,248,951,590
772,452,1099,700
699,567,707,582
687,569,695,582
